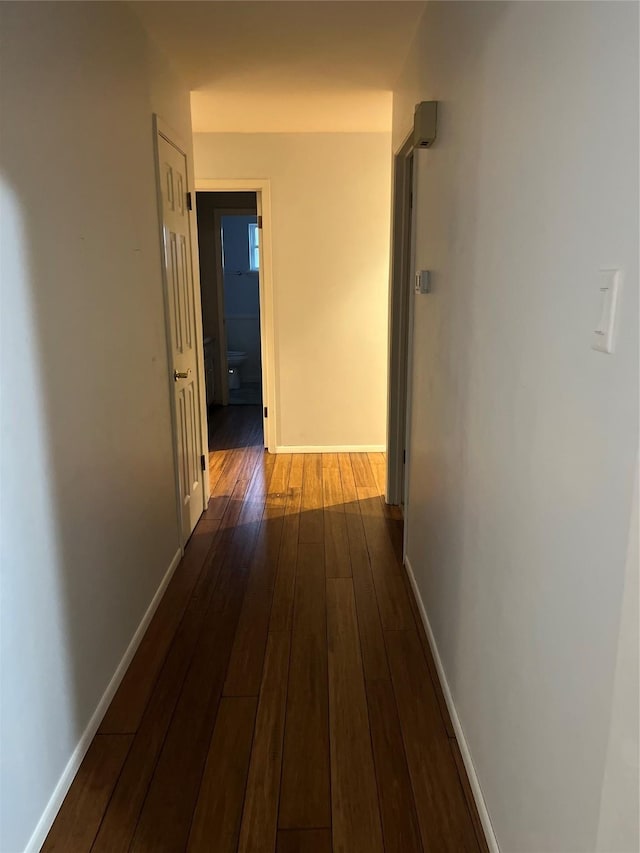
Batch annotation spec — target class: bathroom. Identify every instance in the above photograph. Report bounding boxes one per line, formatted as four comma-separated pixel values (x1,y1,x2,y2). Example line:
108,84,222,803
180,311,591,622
221,213,262,405
196,191,263,441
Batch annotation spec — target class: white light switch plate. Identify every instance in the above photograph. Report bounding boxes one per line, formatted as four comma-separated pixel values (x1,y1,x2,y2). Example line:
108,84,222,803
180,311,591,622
592,269,621,354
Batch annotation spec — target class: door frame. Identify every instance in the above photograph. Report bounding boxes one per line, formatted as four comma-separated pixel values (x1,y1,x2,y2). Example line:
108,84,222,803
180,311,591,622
153,115,209,548
212,206,258,407
386,132,415,507
196,179,277,452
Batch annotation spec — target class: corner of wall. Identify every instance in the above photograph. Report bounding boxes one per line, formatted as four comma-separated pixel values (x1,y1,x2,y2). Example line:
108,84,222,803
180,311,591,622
403,555,500,853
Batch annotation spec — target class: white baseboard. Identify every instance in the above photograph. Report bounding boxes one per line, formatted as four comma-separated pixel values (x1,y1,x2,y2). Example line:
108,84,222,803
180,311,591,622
274,444,386,454
404,555,500,853
24,548,183,853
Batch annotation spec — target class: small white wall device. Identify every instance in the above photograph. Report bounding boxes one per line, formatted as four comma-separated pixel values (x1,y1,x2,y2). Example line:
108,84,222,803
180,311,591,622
592,269,621,354
413,101,438,148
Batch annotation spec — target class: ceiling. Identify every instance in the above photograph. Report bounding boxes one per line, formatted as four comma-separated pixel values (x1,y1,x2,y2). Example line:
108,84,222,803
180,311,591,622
132,1,426,132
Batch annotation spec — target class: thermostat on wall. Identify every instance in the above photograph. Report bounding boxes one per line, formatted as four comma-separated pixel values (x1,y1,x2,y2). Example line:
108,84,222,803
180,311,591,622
413,101,438,148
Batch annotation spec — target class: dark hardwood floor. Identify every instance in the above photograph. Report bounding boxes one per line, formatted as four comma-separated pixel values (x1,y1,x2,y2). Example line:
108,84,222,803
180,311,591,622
42,406,488,853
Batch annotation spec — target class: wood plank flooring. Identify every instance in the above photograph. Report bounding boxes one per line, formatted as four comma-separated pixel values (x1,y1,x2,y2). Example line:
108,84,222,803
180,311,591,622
42,406,488,853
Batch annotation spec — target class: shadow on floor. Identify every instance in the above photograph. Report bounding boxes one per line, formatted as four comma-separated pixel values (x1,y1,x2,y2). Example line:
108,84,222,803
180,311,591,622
207,404,263,451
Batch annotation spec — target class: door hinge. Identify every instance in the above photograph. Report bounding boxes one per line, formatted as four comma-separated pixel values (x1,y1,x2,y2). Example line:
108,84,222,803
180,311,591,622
263,406,268,418
186,191,193,211
200,454,206,471
257,215,263,229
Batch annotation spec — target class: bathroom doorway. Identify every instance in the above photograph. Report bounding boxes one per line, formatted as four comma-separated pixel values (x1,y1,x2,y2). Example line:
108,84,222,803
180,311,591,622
196,190,268,449
220,211,262,406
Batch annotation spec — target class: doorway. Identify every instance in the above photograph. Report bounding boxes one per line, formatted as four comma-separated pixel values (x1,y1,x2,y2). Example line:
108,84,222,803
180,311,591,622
220,211,262,406
386,133,415,508
196,190,271,450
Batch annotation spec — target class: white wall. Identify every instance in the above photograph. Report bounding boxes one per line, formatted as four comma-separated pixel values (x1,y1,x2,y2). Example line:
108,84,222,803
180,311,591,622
0,4,194,850
394,2,639,851
597,465,639,853
193,132,392,450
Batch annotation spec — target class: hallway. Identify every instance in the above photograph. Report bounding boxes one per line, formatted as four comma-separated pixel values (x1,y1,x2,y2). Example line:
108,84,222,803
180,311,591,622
43,408,486,853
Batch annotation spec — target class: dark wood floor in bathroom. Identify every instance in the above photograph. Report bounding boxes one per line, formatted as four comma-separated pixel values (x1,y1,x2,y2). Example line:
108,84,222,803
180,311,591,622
42,405,488,853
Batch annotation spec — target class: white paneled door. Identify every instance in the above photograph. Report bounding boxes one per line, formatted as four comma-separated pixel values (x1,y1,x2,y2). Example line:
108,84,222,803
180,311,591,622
157,131,205,542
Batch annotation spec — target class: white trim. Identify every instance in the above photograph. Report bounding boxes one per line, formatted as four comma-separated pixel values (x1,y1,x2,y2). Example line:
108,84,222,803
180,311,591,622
196,179,268,192
24,548,182,853
195,178,278,453
274,444,386,454
403,555,500,853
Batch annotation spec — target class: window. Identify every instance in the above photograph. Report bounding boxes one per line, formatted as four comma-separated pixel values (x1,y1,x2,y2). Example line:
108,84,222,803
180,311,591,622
248,222,260,272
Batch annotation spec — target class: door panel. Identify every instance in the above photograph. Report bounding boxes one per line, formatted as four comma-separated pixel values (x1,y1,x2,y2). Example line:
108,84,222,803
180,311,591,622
158,133,205,542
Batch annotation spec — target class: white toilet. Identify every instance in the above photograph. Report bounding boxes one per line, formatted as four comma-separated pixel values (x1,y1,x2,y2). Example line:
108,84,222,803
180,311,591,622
227,350,247,390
